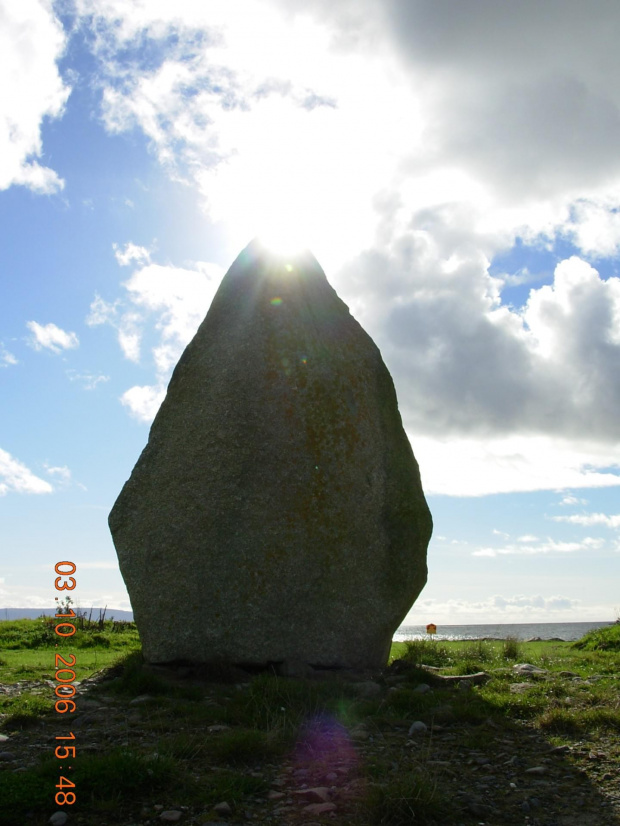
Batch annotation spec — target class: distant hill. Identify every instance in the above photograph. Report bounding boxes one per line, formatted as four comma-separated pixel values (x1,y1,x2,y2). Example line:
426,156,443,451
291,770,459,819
0,607,134,621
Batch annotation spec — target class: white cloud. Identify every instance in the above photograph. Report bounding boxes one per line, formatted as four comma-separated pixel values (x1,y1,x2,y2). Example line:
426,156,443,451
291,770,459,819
44,465,72,490
27,321,79,353
0,345,17,367
66,369,110,390
92,255,223,421
402,592,593,625
86,294,119,326
472,537,604,558
113,241,152,267
415,434,620,497
559,494,588,507
117,312,142,363
120,383,167,423
0,448,53,495
553,512,620,529
74,1,620,488
73,0,423,273
0,0,70,193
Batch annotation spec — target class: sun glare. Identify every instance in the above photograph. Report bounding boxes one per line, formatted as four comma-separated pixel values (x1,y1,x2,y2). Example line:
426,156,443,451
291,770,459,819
255,226,310,259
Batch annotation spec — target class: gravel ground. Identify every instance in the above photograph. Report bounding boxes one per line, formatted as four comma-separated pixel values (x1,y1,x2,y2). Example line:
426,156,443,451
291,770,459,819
1,669,619,826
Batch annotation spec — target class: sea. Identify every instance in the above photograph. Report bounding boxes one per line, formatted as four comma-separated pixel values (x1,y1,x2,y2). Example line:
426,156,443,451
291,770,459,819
394,621,615,643
1,610,615,643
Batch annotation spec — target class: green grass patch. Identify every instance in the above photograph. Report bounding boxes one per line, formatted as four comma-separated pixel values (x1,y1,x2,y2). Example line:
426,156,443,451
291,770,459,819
0,692,53,728
363,761,452,825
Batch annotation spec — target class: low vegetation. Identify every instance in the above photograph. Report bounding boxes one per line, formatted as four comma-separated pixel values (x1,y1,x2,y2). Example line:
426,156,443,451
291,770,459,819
0,618,618,825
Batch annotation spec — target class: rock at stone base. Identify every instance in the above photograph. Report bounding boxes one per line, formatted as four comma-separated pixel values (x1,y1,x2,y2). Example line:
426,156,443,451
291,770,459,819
109,239,432,670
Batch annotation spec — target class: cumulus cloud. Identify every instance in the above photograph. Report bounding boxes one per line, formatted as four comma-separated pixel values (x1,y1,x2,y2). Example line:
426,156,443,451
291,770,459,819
27,321,79,353
343,239,620,446
73,0,620,491
0,0,70,193
113,241,152,267
117,260,223,420
120,383,167,424
87,249,223,421
0,448,53,495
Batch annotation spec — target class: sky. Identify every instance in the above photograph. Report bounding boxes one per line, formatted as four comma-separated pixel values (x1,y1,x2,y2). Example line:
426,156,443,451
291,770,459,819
1,0,620,626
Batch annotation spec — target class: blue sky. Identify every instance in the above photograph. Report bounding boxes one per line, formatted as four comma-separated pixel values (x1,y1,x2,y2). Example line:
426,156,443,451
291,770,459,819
1,0,619,625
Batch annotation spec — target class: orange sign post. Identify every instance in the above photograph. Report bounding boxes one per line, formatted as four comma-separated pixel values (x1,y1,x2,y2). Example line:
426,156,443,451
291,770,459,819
426,623,437,636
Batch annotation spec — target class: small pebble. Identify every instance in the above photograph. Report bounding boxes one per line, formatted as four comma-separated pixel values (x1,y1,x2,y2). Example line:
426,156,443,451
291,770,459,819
213,801,232,815
408,721,427,735
49,814,68,826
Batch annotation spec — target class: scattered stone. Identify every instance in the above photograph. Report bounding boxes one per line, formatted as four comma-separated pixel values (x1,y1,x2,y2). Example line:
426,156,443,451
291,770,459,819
408,721,428,735
436,671,490,685
525,766,547,775
267,791,285,801
48,814,68,826
412,683,431,694
303,802,337,815
213,801,232,816
159,811,182,822
0,752,16,761
130,694,154,704
293,787,331,803
109,239,432,670
207,725,230,733
559,670,579,677
353,681,382,698
510,682,535,694
513,663,547,675
0,734,9,742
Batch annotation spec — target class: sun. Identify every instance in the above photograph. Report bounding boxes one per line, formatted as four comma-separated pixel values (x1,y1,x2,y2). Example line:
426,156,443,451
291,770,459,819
255,226,310,259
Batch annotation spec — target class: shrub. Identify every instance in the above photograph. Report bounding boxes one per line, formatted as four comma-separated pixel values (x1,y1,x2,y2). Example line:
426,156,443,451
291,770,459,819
402,639,452,667
502,636,522,660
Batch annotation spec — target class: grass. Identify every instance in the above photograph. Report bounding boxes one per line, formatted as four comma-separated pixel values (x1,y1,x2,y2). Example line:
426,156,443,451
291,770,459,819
364,763,448,825
572,621,620,651
1,619,619,825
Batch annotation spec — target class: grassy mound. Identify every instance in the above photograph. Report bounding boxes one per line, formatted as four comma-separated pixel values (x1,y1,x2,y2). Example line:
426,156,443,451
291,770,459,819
572,622,620,651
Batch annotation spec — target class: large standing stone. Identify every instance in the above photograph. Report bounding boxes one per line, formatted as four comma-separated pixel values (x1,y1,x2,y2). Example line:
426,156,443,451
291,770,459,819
109,239,432,670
